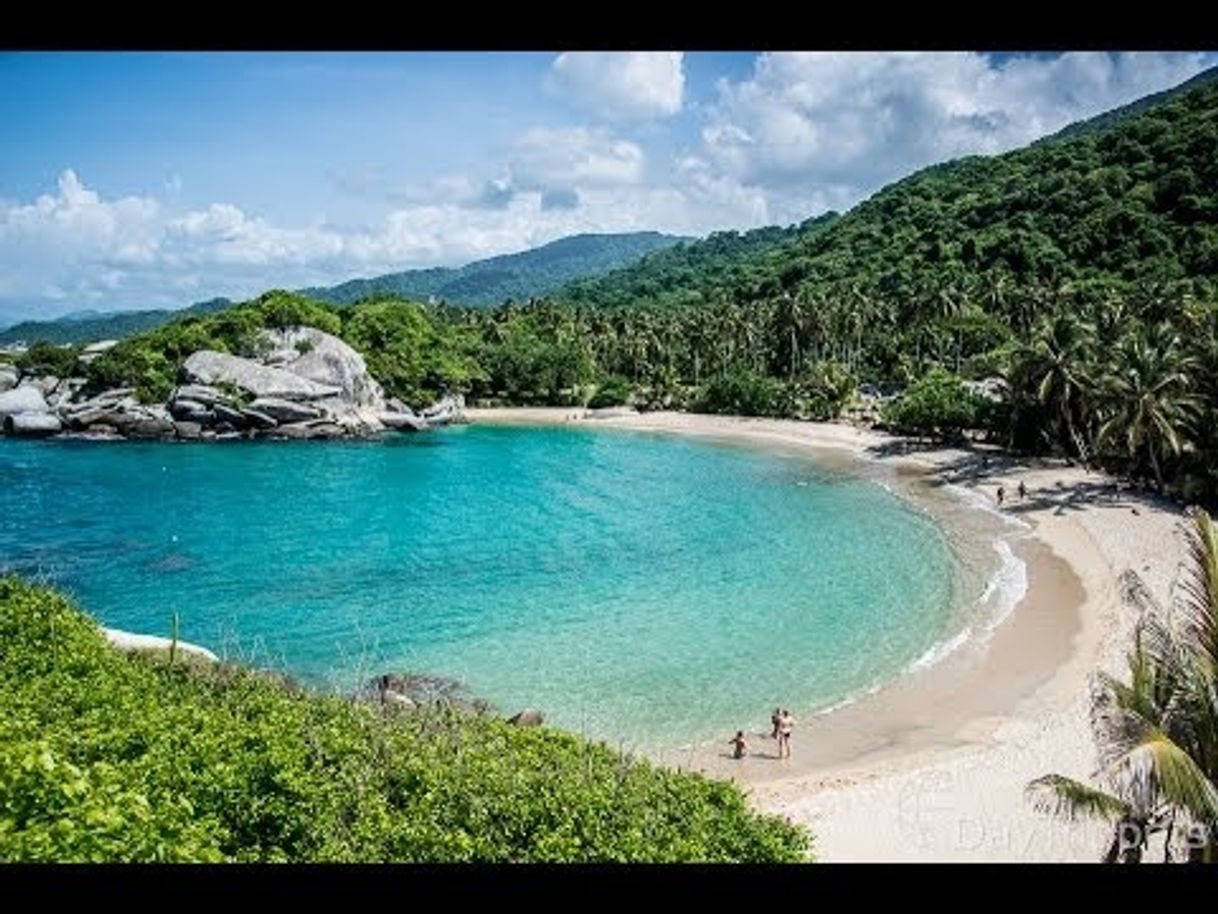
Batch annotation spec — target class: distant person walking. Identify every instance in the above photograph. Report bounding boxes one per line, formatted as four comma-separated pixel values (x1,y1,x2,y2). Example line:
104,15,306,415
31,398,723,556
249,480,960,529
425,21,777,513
771,707,782,739
777,709,796,759
729,730,749,760
996,486,1006,507
1018,480,1027,500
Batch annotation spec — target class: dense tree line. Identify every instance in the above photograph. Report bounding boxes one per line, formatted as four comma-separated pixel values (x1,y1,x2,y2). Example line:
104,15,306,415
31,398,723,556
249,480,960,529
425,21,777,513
18,74,1218,504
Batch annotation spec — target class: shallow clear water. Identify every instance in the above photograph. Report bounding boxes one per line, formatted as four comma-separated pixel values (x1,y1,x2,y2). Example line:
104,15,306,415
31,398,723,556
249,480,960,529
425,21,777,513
0,426,970,751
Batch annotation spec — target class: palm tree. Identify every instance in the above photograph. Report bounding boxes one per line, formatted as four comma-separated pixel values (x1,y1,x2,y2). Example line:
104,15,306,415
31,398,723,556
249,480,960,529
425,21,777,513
1009,311,1098,462
1028,509,1218,863
1095,325,1201,492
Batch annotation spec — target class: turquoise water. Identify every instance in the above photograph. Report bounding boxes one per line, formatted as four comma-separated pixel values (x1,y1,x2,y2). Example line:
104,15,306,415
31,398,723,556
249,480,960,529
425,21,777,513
0,426,968,751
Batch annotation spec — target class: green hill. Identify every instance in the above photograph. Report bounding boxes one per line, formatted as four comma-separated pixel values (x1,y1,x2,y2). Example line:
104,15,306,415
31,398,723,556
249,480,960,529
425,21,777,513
1035,64,1218,145
0,575,809,862
563,215,839,309
0,298,234,347
304,231,688,307
0,232,685,347
560,72,1218,309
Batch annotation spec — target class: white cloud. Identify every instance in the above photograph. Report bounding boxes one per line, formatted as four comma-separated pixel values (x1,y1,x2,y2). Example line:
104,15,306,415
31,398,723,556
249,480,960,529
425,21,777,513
0,167,763,322
5,52,1214,323
703,51,1215,222
550,52,684,119
509,126,645,192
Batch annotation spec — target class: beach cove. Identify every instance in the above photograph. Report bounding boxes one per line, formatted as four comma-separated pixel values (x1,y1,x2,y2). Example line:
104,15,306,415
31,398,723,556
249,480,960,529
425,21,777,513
467,408,1187,862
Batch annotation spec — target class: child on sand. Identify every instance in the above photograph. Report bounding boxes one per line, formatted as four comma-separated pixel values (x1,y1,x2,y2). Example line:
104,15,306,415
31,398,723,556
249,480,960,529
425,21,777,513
729,730,749,759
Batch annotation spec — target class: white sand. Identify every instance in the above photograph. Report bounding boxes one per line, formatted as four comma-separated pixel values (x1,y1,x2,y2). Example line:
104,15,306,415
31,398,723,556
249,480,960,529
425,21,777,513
467,407,1189,861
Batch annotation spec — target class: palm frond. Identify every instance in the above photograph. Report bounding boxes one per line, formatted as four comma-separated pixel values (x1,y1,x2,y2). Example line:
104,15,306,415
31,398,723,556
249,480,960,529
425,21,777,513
1026,774,1129,822
1100,717,1218,822
1176,510,1218,679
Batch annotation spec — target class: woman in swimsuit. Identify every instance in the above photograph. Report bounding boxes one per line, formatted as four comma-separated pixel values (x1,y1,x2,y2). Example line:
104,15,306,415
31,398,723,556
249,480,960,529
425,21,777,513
777,709,795,759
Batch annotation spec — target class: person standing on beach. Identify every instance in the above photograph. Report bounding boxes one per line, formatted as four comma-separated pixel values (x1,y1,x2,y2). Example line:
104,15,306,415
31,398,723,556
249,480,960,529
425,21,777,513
771,707,782,739
1018,481,1027,500
777,709,795,759
996,486,1006,507
729,730,749,759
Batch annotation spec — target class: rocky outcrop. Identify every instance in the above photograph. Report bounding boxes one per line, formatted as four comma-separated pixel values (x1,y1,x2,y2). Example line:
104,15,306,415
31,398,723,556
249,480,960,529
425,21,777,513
360,672,484,713
78,340,118,365
247,397,321,424
0,386,50,418
4,411,62,437
182,350,341,402
3,324,461,442
259,327,386,410
0,365,17,393
507,708,545,727
422,394,466,427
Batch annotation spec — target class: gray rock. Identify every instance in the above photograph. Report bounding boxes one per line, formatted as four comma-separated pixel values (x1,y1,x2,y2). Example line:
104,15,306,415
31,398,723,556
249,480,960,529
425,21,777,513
182,350,341,402
262,348,301,367
0,386,49,418
240,408,278,430
64,388,135,414
169,399,214,422
270,422,318,440
0,367,17,393
80,339,119,356
247,397,320,424
211,403,248,428
172,384,234,408
124,416,175,440
259,327,386,409
173,421,203,440
21,375,61,397
383,692,418,711
4,411,62,437
422,394,465,427
507,708,544,727
379,411,428,431
363,673,472,709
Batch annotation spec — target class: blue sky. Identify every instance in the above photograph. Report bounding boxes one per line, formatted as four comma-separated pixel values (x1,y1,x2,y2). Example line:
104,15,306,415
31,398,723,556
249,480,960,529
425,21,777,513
1,50,1214,322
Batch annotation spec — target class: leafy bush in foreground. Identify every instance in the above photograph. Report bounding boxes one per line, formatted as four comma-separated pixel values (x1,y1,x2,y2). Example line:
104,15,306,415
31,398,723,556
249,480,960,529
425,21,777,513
0,576,810,862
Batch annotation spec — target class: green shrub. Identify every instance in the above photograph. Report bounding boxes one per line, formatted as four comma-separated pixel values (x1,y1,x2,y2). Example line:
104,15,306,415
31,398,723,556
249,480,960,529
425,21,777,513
695,370,785,418
882,366,989,437
587,376,634,409
15,341,81,379
0,577,810,863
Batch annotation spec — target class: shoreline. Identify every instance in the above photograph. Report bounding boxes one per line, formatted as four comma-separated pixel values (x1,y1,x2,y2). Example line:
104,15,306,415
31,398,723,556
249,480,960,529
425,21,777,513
466,406,1187,861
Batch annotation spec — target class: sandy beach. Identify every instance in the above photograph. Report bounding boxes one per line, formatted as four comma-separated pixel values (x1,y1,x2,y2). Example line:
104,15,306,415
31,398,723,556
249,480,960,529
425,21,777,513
466,407,1189,862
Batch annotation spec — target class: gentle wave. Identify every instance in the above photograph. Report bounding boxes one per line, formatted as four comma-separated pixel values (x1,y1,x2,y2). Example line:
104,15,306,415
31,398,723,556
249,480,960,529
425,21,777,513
902,481,1032,673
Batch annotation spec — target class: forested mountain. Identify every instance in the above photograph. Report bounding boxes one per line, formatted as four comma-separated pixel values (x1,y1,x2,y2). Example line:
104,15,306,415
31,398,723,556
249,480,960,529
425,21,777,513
1035,64,1218,145
303,231,687,307
562,215,839,309
0,298,234,347
557,73,1218,310
1,233,685,347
